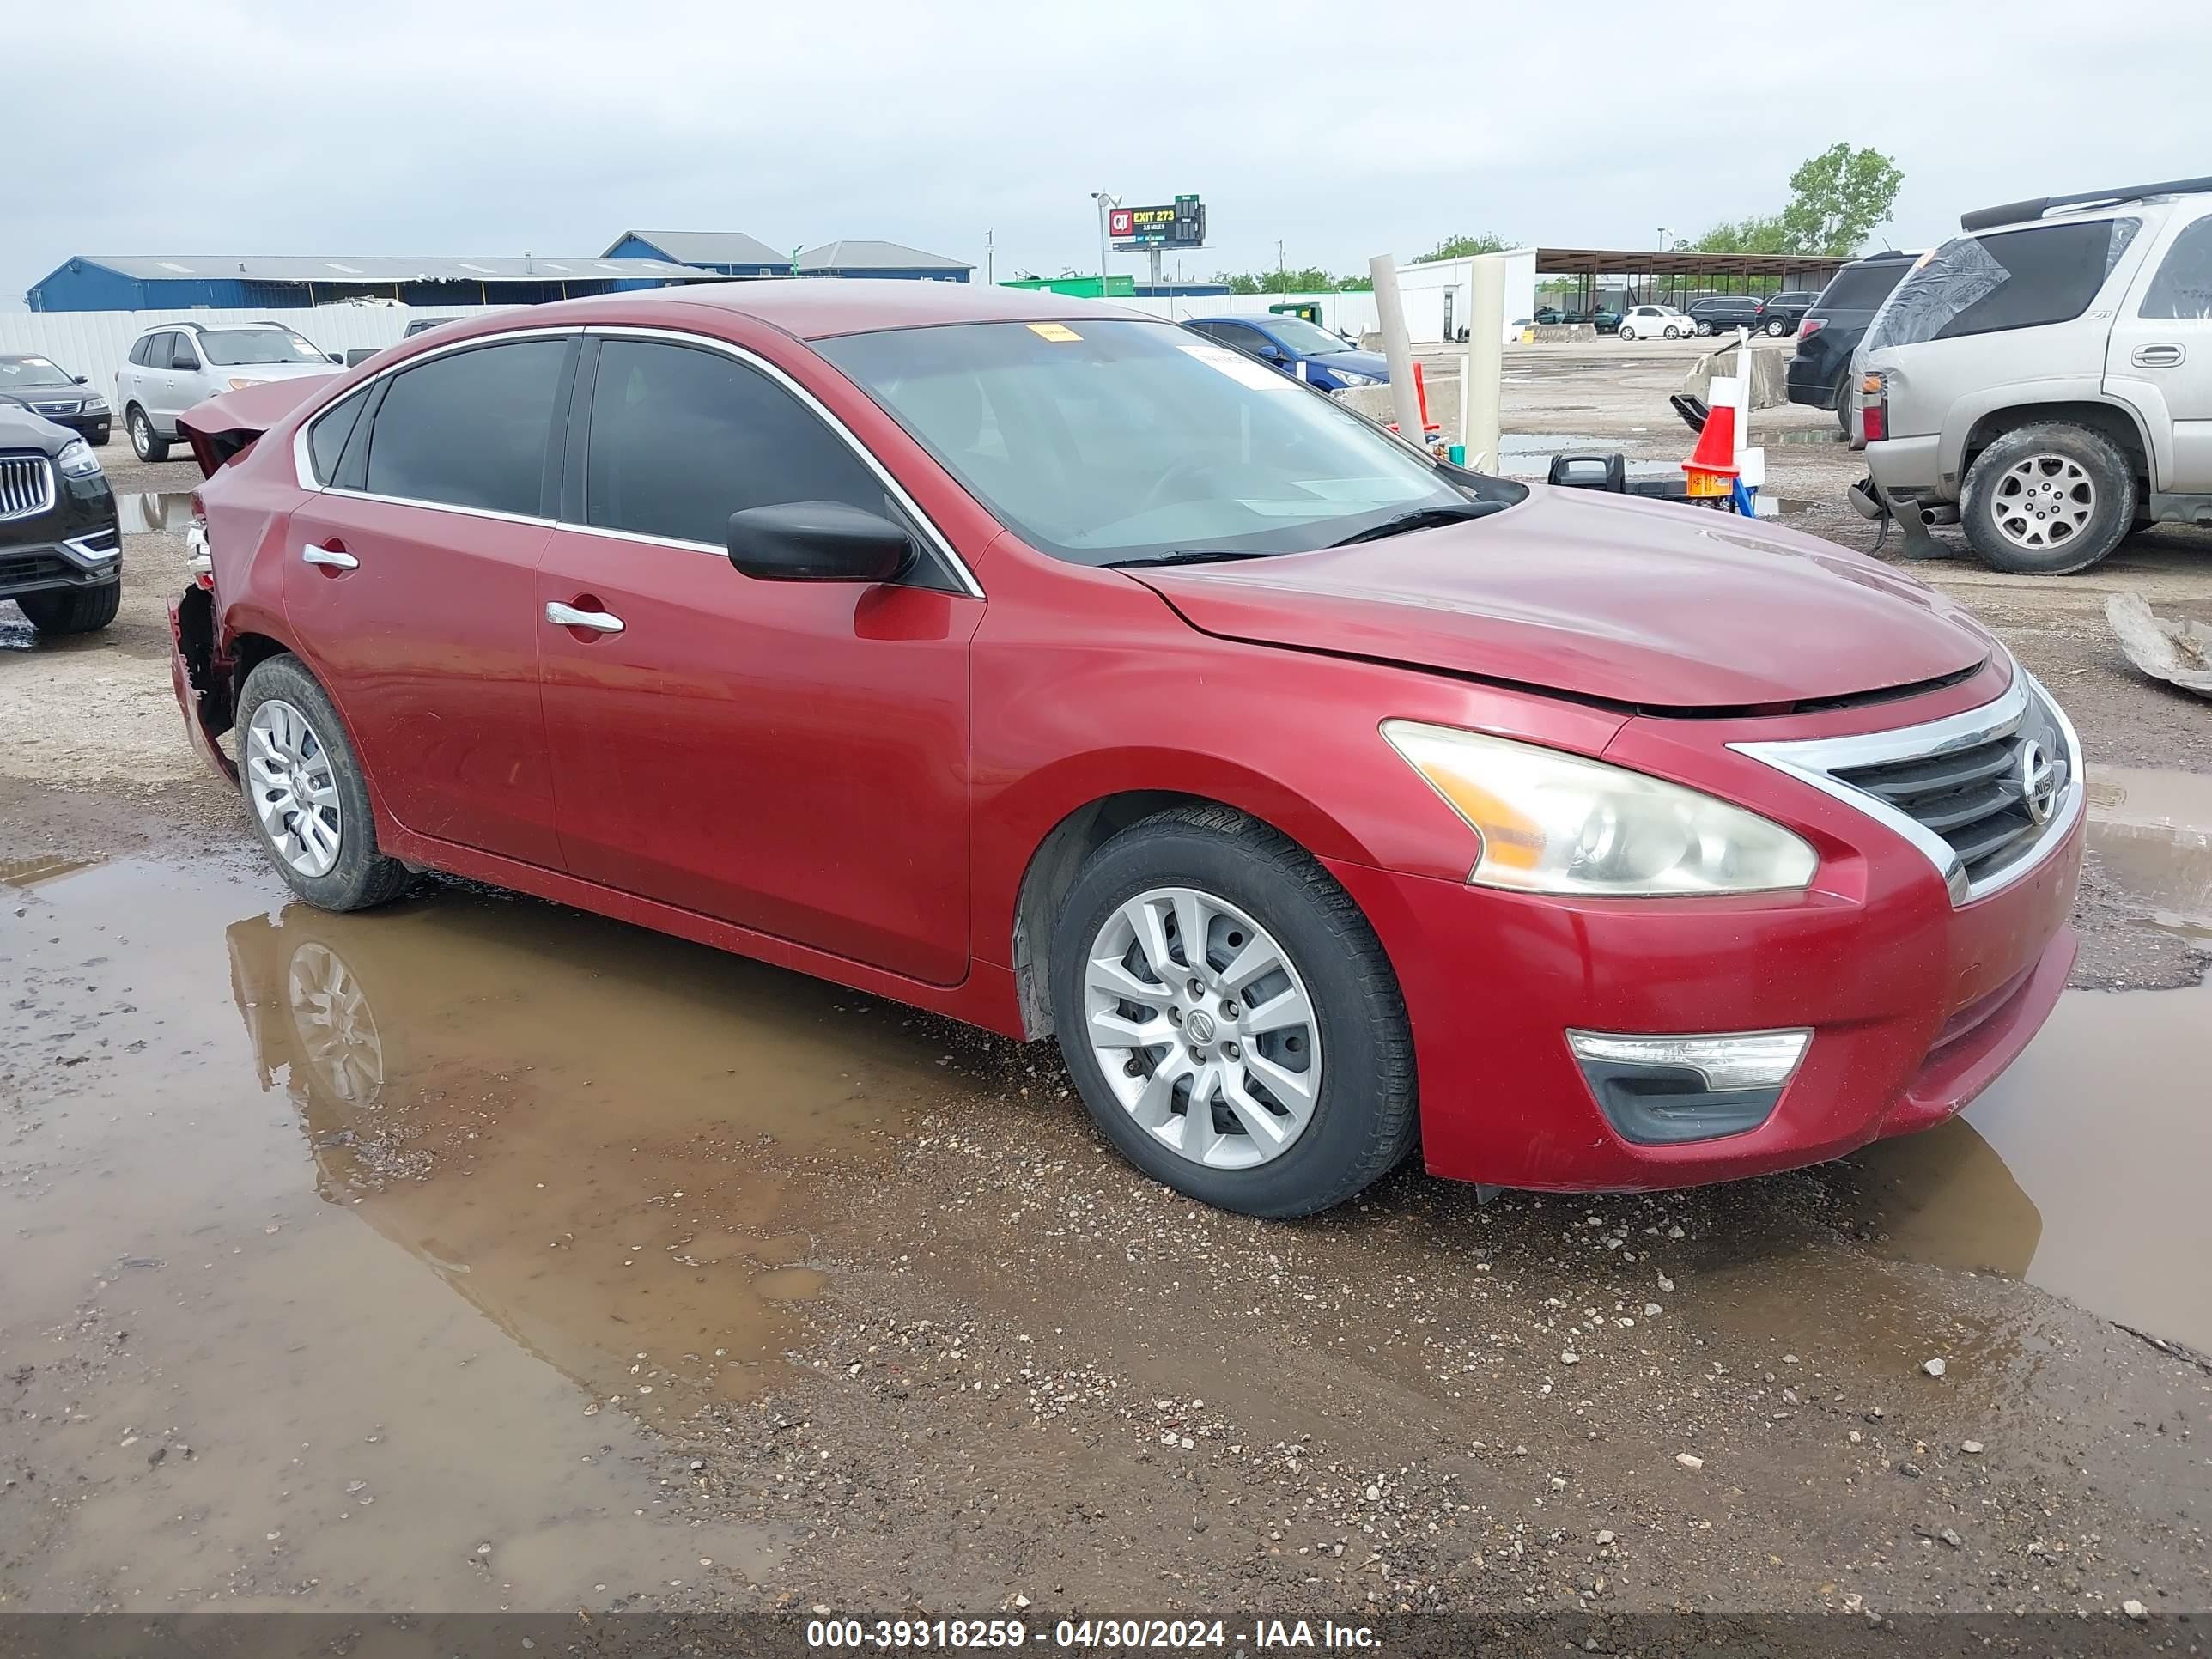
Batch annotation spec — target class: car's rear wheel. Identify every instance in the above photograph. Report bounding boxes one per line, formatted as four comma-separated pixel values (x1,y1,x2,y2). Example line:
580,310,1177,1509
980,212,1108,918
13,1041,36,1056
1765,318,1789,337
1695,320,1713,337
236,654,411,911
127,406,168,463
1049,805,1418,1218
1833,372,1856,434
1960,422,2136,575
17,581,120,635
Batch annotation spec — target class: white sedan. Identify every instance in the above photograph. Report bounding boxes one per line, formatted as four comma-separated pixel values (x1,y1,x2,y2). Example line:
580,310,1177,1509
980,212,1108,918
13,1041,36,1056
1616,305,1692,341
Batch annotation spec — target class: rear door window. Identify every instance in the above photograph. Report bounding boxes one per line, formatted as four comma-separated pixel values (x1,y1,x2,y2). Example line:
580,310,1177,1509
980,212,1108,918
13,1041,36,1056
581,338,890,548
1812,261,1910,314
1866,217,2140,349
2138,215,2212,319
363,338,570,516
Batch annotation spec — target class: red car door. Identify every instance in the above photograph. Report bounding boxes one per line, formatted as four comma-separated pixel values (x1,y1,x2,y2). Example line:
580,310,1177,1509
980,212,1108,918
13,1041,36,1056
536,334,981,986
283,335,575,868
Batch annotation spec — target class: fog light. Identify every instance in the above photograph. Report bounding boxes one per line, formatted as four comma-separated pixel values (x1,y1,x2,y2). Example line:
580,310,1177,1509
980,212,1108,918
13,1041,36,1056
1566,1029,1809,1146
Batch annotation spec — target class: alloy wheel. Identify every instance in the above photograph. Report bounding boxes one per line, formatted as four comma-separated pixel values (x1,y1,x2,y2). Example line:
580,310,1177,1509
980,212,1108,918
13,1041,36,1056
246,697,343,878
1990,455,2095,550
287,940,384,1107
131,411,151,459
1082,885,1322,1170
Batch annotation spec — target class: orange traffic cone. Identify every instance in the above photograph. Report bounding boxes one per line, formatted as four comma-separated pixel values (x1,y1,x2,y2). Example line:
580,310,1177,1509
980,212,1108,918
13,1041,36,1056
1681,401,1739,499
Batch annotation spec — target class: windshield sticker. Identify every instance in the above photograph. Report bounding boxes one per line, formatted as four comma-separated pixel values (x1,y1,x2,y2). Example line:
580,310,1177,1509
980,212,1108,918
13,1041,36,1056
1026,322,1083,343
1176,341,1296,392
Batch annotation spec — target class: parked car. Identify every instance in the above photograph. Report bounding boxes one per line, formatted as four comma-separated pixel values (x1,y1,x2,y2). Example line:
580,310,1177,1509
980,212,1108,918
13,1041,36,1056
1181,315,1388,390
1753,290,1824,337
1616,305,1692,341
402,317,458,338
1787,252,1917,432
115,321,343,463
1686,295,1763,337
0,405,120,635
0,354,112,447
167,283,2082,1218
1858,174,2212,573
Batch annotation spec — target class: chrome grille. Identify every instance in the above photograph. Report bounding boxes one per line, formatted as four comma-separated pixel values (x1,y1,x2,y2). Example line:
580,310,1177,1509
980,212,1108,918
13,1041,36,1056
1731,672,2081,905
0,453,56,522
27,399,82,417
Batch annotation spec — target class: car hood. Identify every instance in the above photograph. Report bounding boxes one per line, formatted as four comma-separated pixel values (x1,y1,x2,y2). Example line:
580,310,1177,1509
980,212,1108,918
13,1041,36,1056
178,374,341,476
0,404,72,453
204,359,343,384
1130,486,1996,710
1311,349,1389,379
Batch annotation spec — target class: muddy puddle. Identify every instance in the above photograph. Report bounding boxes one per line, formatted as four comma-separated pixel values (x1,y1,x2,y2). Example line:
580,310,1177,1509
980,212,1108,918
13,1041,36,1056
1847,768,2212,1358
114,490,197,534
0,855,976,1608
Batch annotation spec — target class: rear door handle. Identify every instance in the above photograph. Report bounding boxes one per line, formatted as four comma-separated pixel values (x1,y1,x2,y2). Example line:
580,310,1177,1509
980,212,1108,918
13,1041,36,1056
545,600,624,634
2132,343,2186,368
301,543,357,569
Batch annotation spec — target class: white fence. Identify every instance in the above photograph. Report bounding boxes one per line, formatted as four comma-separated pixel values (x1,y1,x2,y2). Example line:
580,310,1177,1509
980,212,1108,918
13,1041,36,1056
0,305,519,402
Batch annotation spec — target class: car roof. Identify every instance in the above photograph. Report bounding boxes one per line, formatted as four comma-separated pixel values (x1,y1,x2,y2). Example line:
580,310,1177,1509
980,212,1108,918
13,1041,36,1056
568,276,1158,341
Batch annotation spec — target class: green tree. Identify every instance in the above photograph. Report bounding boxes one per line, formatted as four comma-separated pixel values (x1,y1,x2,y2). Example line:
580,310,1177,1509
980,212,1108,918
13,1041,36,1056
1686,144,1904,257
1778,143,1905,256
1416,232,1513,262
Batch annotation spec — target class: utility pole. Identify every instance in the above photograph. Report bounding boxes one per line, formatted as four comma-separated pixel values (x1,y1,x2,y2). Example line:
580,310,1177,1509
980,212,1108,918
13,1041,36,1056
1090,191,1120,295
985,228,994,286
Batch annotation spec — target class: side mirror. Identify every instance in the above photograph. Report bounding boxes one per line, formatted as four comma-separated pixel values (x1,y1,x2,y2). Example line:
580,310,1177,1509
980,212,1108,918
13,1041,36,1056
727,501,913,583
327,352,344,364
72,374,88,385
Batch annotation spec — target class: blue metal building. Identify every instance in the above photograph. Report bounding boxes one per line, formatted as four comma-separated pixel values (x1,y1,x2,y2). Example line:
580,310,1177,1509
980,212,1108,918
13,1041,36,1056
600,230,789,276
26,252,712,313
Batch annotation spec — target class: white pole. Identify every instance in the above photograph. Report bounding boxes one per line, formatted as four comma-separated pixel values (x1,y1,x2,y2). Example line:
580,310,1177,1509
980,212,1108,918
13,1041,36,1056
1463,255,1505,471
1369,253,1426,450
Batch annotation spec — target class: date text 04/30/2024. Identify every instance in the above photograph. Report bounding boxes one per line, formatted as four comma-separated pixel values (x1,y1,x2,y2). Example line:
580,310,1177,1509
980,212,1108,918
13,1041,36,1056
805,1618,1380,1649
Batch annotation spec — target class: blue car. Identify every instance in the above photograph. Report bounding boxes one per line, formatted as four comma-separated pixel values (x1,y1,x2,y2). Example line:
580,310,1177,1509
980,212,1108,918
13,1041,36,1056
1179,315,1389,392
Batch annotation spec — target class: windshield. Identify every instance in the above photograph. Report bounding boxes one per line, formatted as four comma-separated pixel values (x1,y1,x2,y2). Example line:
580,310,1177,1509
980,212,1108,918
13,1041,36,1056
1864,218,2140,352
1257,317,1353,355
0,357,75,389
198,327,328,366
818,319,1491,567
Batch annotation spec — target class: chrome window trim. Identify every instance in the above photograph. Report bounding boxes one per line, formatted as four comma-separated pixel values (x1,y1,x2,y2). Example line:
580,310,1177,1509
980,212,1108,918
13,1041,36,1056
1730,670,2083,906
578,325,984,599
289,325,585,493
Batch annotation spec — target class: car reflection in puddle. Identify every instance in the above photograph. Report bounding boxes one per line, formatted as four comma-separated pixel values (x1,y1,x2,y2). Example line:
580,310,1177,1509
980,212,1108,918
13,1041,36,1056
221,890,957,1404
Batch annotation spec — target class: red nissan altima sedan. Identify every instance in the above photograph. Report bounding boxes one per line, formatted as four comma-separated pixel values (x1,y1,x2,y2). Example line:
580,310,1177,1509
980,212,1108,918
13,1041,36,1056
167,282,2083,1217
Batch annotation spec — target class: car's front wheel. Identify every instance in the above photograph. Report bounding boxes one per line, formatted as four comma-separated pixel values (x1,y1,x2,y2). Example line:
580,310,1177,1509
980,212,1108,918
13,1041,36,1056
17,581,120,635
1049,805,1418,1218
127,406,169,463
1960,422,2137,575
1663,325,1680,339
236,654,412,911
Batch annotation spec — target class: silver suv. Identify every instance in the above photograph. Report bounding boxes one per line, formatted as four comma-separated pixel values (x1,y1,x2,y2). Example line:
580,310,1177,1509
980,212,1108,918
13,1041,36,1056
115,321,340,463
1856,175,2212,574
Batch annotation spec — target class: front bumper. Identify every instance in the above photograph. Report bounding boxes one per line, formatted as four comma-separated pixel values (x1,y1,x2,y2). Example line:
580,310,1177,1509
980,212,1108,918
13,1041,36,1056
1322,678,2085,1191
0,476,122,603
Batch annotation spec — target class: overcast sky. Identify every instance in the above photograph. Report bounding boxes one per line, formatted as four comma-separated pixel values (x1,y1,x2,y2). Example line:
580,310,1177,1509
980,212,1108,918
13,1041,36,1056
12,0,2205,307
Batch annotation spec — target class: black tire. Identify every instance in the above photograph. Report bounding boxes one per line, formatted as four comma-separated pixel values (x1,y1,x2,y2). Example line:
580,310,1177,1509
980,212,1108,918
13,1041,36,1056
1048,804,1419,1218
1663,326,1680,340
1765,318,1789,337
235,654,412,912
1833,373,1855,435
127,405,169,464
1694,320,1713,337
1960,421,2136,575
17,580,120,635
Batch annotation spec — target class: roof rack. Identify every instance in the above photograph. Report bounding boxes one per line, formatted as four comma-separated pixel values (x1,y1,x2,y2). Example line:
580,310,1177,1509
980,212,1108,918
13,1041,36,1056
1962,175,2212,234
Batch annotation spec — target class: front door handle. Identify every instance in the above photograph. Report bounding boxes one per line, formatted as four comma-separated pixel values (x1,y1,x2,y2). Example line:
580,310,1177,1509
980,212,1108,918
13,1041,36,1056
301,544,357,569
545,600,624,635
2132,343,2186,368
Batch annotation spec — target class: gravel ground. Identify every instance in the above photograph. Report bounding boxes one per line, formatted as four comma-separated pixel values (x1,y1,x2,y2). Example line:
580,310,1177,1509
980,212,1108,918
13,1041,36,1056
2,361,2207,1624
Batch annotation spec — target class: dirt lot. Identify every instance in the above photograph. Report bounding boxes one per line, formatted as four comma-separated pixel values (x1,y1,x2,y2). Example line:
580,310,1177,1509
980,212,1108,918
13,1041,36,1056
3,360,2208,1632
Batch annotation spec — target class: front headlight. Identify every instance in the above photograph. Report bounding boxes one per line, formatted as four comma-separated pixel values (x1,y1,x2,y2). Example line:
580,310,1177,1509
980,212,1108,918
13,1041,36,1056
227,377,265,392
82,395,109,412
1382,721,1817,896
1329,368,1380,386
56,438,103,479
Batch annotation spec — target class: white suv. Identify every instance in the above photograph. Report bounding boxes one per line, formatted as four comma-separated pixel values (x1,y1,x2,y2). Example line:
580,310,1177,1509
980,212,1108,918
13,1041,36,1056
1856,175,2212,573
115,322,341,462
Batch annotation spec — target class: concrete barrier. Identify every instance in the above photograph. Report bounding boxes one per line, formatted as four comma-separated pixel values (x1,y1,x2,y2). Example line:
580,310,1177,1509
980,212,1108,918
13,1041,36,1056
1529,324,1597,343
1684,344,1789,410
